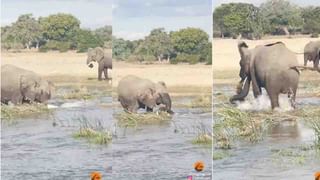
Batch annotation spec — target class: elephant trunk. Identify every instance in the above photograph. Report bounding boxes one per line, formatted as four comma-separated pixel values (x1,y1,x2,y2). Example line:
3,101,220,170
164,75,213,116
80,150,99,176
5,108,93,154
230,77,251,103
87,58,94,68
160,93,174,114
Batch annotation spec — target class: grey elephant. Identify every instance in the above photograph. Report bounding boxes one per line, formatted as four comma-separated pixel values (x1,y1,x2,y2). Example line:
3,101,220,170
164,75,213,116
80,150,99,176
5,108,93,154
86,47,112,81
1,64,53,105
304,40,320,70
117,75,173,114
230,41,300,109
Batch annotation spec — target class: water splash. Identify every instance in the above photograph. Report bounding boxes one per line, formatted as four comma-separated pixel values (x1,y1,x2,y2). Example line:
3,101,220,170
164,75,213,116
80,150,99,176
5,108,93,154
236,93,293,112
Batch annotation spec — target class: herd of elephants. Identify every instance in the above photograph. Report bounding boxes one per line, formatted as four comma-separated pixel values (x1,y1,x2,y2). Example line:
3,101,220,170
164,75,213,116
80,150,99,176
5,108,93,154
1,40,320,111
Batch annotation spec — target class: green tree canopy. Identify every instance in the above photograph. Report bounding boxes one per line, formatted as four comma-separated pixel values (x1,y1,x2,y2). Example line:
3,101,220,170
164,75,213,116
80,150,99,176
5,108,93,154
40,13,80,41
260,0,303,34
170,27,209,54
135,28,172,61
213,3,265,38
302,6,320,35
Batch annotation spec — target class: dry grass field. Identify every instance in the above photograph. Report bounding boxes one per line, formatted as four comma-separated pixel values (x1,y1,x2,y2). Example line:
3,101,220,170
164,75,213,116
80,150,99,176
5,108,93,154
1,49,212,95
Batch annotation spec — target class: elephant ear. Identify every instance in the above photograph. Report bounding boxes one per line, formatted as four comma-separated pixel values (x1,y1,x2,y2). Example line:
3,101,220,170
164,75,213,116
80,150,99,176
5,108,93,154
138,88,156,106
95,47,105,62
20,75,38,90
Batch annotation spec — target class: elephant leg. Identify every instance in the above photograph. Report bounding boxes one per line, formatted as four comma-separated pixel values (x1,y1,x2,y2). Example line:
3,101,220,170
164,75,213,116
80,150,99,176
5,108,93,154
11,92,23,105
270,94,280,109
98,64,103,81
314,58,319,71
304,53,308,66
103,68,108,80
287,88,297,109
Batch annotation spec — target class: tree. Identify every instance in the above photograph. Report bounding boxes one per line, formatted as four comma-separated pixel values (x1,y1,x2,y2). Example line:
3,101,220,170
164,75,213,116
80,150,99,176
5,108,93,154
94,25,112,48
112,37,133,60
213,3,265,38
260,0,303,35
76,29,104,52
40,13,80,42
2,14,41,49
170,28,209,54
302,6,320,35
136,28,172,62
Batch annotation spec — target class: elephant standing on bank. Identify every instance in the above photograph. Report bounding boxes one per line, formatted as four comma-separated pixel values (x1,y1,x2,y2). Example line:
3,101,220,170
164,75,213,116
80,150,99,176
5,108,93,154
87,47,112,81
1,64,53,105
117,75,173,114
304,40,320,70
230,41,300,109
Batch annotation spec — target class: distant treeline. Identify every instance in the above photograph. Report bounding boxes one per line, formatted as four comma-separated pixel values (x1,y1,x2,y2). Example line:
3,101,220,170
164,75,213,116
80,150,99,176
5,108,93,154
1,13,112,52
113,28,212,65
213,0,320,39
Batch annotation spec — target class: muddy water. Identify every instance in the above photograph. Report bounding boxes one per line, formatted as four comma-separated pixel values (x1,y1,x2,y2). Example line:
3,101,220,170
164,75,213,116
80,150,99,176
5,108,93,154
213,85,320,180
112,97,212,180
1,87,113,179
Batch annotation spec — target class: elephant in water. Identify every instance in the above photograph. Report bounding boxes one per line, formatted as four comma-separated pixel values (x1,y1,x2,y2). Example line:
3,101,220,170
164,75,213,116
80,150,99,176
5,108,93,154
230,41,300,109
117,75,173,114
1,64,54,105
86,47,112,81
304,40,320,70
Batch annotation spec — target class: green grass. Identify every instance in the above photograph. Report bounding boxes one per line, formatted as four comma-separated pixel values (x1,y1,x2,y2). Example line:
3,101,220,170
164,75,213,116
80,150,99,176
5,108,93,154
192,133,212,146
212,151,231,160
115,111,172,127
1,104,49,120
190,95,211,108
60,88,93,100
73,128,112,145
72,117,112,145
213,104,275,149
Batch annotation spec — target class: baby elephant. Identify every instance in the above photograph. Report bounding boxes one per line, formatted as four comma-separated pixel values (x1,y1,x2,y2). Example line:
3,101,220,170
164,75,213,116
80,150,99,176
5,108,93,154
117,75,173,114
87,47,112,81
1,64,53,105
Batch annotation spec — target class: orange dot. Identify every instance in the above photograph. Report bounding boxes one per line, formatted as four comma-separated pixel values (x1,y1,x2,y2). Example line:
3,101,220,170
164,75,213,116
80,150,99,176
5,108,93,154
193,161,204,172
91,171,102,180
315,171,320,180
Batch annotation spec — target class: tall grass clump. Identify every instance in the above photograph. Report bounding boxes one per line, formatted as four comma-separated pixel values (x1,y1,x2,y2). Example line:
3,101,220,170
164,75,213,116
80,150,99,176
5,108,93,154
72,117,112,145
115,111,172,127
1,104,49,120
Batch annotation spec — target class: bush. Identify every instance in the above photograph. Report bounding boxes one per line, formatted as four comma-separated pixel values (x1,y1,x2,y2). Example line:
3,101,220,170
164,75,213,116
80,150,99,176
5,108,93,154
173,53,200,64
39,41,71,52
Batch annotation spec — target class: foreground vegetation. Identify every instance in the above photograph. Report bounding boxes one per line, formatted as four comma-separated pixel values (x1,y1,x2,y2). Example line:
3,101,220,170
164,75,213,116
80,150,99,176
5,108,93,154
72,117,112,145
1,104,49,120
213,104,320,150
115,111,172,127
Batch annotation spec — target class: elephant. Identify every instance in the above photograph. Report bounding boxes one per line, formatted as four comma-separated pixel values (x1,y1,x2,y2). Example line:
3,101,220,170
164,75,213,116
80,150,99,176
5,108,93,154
1,64,53,105
117,75,173,114
304,40,320,70
86,47,112,81
230,41,300,109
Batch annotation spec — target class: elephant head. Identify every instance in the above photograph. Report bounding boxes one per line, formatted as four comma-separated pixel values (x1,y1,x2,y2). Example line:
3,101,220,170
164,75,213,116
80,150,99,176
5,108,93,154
154,82,174,114
137,88,157,110
87,47,104,68
20,75,53,104
230,41,252,103
34,80,54,104
20,75,39,103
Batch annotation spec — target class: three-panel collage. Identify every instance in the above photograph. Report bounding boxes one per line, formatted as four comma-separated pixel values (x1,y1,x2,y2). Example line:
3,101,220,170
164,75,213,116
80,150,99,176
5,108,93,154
1,0,320,179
